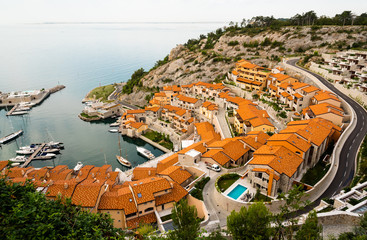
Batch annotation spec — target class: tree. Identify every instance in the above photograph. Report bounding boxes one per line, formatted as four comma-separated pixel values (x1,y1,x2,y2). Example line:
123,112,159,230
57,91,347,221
273,185,309,240
227,202,272,240
167,199,201,240
0,177,124,239
295,211,322,240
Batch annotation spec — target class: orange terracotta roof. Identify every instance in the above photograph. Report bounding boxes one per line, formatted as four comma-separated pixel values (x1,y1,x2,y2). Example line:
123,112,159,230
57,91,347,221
313,91,341,102
129,177,172,204
158,166,192,184
176,94,199,104
177,141,207,155
194,122,221,142
126,109,146,114
163,85,181,92
269,84,277,91
49,169,73,181
232,70,238,75
202,149,231,165
157,153,179,173
291,82,309,90
48,165,68,179
0,161,8,172
302,85,319,93
27,167,49,181
132,167,157,180
130,122,147,129
249,145,303,177
76,165,95,182
155,181,188,206
293,93,303,99
71,179,106,208
237,77,263,86
6,167,34,179
98,187,137,214
154,92,166,97
126,212,156,229
145,106,160,112
272,73,291,81
303,103,344,117
47,179,79,199
267,133,311,153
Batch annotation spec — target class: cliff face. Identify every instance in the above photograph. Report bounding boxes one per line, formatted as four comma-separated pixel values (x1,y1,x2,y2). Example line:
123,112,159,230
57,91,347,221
120,25,367,107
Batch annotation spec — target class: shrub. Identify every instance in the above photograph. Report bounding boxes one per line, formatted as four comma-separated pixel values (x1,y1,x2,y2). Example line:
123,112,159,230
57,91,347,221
228,40,239,46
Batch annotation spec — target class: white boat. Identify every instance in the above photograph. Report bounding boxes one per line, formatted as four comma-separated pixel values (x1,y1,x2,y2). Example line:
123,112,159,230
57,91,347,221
0,130,23,144
33,152,56,160
11,111,28,115
116,155,132,168
16,148,35,155
42,148,60,153
74,162,83,171
109,129,118,133
9,156,27,163
20,144,39,150
16,106,31,111
110,122,120,127
11,163,20,167
136,146,155,160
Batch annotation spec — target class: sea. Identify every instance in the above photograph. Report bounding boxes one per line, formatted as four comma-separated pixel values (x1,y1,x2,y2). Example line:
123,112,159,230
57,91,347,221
0,22,226,171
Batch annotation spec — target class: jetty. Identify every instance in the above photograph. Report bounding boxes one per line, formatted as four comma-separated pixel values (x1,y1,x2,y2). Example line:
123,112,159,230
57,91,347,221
2,85,66,116
20,143,46,167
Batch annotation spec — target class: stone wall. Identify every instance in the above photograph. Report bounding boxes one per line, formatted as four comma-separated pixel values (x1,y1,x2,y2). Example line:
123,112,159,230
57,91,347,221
318,211,361,238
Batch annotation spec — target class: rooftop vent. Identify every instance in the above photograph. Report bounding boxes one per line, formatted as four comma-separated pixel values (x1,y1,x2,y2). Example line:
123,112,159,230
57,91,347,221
129,198,132,202
137,193,142,198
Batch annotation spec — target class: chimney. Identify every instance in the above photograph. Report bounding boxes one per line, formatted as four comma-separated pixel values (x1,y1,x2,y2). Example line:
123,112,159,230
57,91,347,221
21,170,25,176
79,171,82,176
64,182,68,189
328,108,331,112
148,170,151,176
263,114,265,118
255,136,258,142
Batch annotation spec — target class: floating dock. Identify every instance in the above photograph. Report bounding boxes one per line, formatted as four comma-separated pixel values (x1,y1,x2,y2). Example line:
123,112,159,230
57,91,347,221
20,143,46,167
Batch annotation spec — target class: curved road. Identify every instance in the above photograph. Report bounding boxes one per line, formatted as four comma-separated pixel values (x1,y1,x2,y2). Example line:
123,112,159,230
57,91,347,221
287,59,367,201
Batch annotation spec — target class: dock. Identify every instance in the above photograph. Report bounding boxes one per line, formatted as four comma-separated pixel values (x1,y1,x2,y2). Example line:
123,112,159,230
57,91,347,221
21,143,46,167
6,104,19,116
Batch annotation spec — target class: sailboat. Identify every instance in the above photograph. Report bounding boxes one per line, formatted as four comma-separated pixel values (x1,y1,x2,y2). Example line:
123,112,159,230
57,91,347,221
116,133,131,168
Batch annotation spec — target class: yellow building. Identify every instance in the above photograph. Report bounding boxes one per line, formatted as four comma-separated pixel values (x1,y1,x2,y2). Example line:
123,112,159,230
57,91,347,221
232,60,271,90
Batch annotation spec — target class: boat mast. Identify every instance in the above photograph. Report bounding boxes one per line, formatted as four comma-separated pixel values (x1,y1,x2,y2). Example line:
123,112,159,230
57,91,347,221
118,132,122,156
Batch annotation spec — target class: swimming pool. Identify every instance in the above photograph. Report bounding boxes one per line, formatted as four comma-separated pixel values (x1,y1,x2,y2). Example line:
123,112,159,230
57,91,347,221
227,184,247,200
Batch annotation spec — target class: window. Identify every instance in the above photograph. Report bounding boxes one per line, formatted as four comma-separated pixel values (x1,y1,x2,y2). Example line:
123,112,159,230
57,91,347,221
139,211,142,214
126,212,137,218
145,207,154,212
117,211,120,214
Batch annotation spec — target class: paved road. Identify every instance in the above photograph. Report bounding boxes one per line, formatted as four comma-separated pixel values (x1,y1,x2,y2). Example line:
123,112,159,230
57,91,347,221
287,59,367,201
216,108,232,139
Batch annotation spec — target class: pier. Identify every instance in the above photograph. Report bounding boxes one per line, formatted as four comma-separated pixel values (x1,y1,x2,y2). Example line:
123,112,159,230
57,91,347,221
6,104,19,116
21,143,46,167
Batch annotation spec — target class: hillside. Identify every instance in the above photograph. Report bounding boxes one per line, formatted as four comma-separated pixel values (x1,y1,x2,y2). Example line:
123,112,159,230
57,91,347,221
120,25,367,107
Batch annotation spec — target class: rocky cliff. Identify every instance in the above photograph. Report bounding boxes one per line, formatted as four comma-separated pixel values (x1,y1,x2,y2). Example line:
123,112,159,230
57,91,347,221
120,25,367,107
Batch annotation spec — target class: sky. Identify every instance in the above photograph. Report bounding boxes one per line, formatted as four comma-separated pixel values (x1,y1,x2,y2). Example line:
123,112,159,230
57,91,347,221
0,0,366,24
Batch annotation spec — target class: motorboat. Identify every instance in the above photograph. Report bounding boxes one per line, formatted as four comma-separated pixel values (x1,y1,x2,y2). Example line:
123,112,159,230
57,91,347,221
0,130,23,144
9,155,27,163
16,148,35,155
33,152,56,160
11,163,20,167
136,146,155,160
11,111,28,115
116,155,132,168
42,148,60,154
110,122,120,127
109,129,118,133
20,144,39,150
16,106,31,111
73,162,83,171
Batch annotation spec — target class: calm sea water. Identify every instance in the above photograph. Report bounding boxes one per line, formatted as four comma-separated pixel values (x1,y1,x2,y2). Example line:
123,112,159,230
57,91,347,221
0,22,225,170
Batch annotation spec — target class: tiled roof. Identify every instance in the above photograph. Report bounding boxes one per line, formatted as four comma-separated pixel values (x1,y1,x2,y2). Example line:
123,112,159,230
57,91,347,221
130,122,147,129
126,109,146,114
145,106,160,112
87,165,112,181
6,167,33,179
303,103,344,117
163,85,181,92
49,169,73,181
126,212,157,229
302,85,319,93
98,187,137,214
293,93,303,99
176,94,199,104
249,145,303,177
132,167,157,180
71,179,106,208
157,153,179,173
155,181,188,206
237,78,263,86
27,167,49,181
158,166,192,184
129,177,172,205
202,149,231,165
48,165,68,179
47,179,79,199
202,101,218,111
194,122,221,142
267,133,311,153
313,91,341,102
154,92,166,97
291,82,309,90
177,141,207,155
76,165,95,182
246,131,270,144
0,161,8,172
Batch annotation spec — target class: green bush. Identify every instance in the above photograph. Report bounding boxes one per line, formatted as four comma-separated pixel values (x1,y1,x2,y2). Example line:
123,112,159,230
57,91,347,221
228,40,239,46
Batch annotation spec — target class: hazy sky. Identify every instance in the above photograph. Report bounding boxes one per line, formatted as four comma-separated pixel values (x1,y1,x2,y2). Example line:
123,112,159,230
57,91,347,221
1,0,366,24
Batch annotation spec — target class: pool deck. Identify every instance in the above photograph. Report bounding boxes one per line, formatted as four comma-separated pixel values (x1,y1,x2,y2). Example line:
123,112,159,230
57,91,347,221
223,177,257,202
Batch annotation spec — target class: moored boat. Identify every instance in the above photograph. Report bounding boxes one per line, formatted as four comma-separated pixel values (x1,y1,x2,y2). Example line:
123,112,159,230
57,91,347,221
0,130,23,144
110,122,120,127
116,155,132,167
11,111,28,115
74,162,83,171
16,148,35,155
33,152,56,160
109,129,118,133
136,146,155,160
9,155,27,163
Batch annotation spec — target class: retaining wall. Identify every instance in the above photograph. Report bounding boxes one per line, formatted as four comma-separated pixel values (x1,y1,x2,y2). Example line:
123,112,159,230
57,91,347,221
139,135,171,153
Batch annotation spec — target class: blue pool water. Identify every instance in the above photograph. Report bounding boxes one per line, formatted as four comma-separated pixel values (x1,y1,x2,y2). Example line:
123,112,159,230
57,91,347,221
227,184,247,200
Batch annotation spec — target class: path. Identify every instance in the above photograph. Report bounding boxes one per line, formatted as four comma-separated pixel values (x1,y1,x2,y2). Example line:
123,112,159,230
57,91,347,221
216,108,232,138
